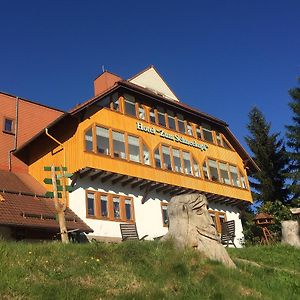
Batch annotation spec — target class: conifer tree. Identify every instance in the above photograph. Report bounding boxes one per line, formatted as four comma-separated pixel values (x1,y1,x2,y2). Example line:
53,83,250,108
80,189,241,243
245,107,288,205
286,78,300,206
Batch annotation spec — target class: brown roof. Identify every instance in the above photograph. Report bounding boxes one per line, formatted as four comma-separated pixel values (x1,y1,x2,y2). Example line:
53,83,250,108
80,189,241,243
0,191,92,232
0,171,92,233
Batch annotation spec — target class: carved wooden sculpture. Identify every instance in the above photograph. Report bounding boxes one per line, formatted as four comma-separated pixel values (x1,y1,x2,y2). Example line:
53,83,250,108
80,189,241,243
162,193,236,268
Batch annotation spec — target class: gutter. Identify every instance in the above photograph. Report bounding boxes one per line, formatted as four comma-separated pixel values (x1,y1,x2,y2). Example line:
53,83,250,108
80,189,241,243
8,97,19,171
45,128,66,167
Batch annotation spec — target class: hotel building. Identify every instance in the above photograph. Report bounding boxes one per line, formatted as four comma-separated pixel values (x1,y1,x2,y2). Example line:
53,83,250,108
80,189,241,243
15,66,258,246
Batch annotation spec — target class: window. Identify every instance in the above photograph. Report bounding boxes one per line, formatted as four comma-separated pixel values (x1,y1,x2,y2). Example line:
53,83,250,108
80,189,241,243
196,127,202,140
209,210,227,234
100,194,108,218
230,165,240,187
124,94,136,117
142,142,151,166
177,114,185,133
161,203,169,227
182,151,192,175
87,192,95,216
110,93,120,111
167,110,176,130
202,123,214,143
157,107,166,127
112,131,126,159
193,158,201,177
149,108,156,123
138,106,145,120
154,148,162,169
216,132,223,146
3,118,14,134
186,123,193,136
208,159,219,182
162,145,172,170
172,148,183,173
128,135,140,163
86,191,134,222
203,161,209,180
125,198,133,221
241,173,247,189
219,162,230,185
96,126,110,155
85,128,93,152
113,197,121,219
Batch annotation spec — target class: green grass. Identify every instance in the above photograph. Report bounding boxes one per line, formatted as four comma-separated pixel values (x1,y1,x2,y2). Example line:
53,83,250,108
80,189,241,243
0,240,299,299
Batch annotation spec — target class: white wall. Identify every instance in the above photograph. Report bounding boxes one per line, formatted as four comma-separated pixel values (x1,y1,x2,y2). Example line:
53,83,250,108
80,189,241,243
69,178,168,241
208,202,244,248
69,177,244,247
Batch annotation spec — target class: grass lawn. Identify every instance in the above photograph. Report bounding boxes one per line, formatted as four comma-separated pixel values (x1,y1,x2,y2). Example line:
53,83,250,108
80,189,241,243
0,240,299,299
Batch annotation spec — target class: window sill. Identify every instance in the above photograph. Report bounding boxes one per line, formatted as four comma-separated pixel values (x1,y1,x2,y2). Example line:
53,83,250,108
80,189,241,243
2,130,15,136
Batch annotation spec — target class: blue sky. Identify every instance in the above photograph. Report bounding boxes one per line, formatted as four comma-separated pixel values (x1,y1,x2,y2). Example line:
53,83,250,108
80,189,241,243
1,1,299,151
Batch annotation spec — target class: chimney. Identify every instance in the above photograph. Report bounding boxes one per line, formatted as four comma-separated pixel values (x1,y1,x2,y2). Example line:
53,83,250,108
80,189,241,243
93,71,122,96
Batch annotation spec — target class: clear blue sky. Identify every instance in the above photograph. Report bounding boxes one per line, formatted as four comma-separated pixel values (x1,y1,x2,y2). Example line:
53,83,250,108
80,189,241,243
1,1,299,151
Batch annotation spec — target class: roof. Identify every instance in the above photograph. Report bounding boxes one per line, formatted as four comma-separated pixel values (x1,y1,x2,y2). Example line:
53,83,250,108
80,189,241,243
14,66,259,172
0,91,65,113
0,171,93,233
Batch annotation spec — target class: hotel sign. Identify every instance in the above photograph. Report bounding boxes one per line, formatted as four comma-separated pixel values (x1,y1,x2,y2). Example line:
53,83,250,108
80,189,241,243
136,122,208,151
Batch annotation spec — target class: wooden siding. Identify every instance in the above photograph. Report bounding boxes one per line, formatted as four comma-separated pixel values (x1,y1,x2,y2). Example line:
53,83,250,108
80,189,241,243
28,107,252,203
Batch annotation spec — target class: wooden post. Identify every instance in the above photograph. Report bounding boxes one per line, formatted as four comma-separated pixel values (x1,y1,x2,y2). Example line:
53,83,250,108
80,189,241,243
51,165,69,243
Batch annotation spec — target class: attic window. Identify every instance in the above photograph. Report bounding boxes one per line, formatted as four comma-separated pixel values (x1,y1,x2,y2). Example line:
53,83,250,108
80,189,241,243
3,118,14,134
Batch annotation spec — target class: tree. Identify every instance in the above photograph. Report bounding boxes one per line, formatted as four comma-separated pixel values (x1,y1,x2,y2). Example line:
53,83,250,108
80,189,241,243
245,107,289,205
286,78,300,207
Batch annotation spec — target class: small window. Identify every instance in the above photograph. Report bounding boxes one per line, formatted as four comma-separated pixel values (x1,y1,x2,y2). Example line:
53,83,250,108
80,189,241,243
154,148,162,169
149,108,156,123
112,131,126,159
85,128,93,152
157,107,166,127
111,93,119,111
216,132,223,146
125,198,133,221
3,118,14,133
172,148,183,173
208,159,219,182
230,165,240,187
124,94,136,117
128,135,140,163
202,124,214,143
196,127,202,139
138,106,145,120
142,142,151,166
100,194,108,218
177,114,185,133
182,151,192,175
162,145,172,171
113,197,121,219
167,110,176,130
240,173,247,189
203,161,209,180
161,203,169,227
186,124,193,136
96,126,110,155
219,162,230,185
87,193,95,216
192,158,201,177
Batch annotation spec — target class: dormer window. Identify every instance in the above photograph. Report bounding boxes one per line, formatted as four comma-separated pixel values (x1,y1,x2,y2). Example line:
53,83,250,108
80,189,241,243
124,94,136,117
3,118,14,134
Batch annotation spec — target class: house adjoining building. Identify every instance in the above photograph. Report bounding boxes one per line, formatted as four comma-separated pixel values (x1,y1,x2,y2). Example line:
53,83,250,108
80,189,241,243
15,66,258,246
0,92,92,240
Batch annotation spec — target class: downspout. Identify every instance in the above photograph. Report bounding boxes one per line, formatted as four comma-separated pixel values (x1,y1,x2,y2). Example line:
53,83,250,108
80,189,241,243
8,97,19,171
45,128,66,167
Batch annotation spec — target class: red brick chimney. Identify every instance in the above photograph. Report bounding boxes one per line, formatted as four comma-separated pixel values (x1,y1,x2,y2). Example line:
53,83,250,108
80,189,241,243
94,71,122,96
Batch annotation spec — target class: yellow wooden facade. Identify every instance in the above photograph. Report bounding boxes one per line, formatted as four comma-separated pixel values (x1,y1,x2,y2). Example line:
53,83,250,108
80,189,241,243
28,97,253,204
